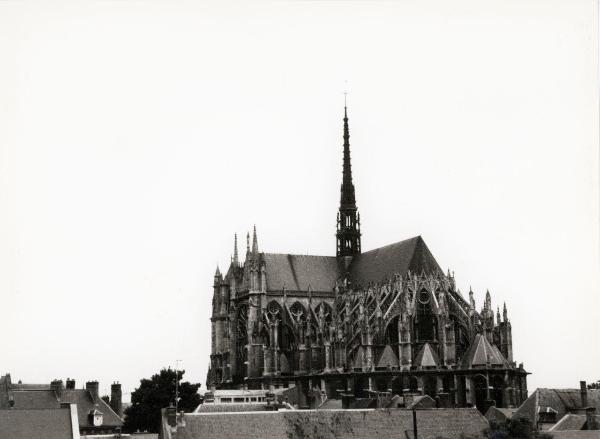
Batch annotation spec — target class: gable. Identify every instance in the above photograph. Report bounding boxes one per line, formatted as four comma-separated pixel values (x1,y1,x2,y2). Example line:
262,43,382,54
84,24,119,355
347,236,443,285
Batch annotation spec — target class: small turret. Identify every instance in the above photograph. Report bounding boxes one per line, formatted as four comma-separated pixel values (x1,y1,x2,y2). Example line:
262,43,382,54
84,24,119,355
469,287,475,309
503,302,508,322
252,225,259,254
233,234,239,266
213,266,222,286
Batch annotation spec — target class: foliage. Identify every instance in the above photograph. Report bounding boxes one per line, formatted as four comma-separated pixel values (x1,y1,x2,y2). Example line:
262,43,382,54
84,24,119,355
101,395,110,405
588,380,600,390
486,418,552,439
123,368,201,433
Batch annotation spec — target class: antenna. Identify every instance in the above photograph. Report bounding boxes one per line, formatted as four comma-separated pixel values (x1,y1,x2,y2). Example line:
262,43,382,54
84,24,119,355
344,80,348,107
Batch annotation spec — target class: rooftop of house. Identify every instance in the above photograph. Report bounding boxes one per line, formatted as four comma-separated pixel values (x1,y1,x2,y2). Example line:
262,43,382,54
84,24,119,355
0,374,123,429
514,388,600,426
0,407,77,439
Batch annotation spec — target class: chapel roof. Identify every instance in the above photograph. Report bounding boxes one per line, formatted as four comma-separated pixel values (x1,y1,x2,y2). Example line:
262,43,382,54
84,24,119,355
461,333,510,369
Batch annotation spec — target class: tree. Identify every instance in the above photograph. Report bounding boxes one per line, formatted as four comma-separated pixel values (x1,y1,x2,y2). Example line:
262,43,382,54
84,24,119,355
123,368,201,433
486,418,552,439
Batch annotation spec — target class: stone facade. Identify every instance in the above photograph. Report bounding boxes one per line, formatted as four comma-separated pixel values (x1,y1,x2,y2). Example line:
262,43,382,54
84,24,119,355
206,107,528,413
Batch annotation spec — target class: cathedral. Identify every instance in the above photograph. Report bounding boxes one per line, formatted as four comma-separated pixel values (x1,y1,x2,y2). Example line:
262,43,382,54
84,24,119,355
207,106,528,413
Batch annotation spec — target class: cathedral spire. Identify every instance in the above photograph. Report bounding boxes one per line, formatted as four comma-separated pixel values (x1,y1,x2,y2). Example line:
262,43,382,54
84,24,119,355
336,104,361,257
341,104,355,208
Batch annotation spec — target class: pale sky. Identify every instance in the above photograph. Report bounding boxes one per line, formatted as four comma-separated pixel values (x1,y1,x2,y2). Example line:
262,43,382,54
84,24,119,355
0,1,598,402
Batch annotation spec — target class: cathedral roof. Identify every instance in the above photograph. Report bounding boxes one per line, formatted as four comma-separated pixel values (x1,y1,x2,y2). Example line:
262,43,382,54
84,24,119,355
346,236,443,285
460,333,509,368
262,254,341,293
262,236,443,293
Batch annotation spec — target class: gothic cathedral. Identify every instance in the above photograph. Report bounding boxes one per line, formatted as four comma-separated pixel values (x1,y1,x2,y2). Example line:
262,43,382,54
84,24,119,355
207,106,528,413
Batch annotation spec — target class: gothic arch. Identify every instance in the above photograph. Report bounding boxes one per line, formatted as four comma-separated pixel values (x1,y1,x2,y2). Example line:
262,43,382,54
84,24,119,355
414,290,438,342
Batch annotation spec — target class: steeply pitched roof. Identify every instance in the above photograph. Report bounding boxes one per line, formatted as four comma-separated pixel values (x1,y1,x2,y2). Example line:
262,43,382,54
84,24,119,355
414,343,441,368
261,236,443,293
461,333,509,368
347,236,443,285
60,389,123,428
12,390,60,409
0,408,76,439
376,345,399,368
176,408,489,439
263,254,341,293
6,388,122,428
514,388,600,426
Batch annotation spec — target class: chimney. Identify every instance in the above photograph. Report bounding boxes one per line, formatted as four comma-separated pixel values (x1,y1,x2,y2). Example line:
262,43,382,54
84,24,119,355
166,404,177,427
50,380,64,398
110,382,123,418
586,407,598,430
86,381,99,401
66,378,75,390
581,381,588,408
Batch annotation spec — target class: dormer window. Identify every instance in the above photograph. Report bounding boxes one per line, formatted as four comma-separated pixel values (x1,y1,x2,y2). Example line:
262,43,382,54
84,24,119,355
538,407,558,425
88,409,103,427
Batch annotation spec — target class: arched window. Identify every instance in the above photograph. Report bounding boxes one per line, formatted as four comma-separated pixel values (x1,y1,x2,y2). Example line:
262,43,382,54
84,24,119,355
415,291,438,342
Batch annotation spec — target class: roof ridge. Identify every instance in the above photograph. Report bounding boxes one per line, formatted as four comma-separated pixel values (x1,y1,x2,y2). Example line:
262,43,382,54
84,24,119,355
264,252,337,258
359,236,421,256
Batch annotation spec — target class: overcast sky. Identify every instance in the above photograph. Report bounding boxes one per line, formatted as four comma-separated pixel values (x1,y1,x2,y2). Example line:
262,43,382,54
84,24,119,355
0,1,598,402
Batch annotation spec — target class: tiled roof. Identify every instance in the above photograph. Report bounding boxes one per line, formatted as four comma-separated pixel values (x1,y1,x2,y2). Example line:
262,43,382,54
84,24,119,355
176,408,488,439
514,389,600,426
60,389,123,428
461,334,509,368
0,408,76,439
5,388,122,429
12,390,60,409
549,414,587,431
347,236,443,285
262,254,341,293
